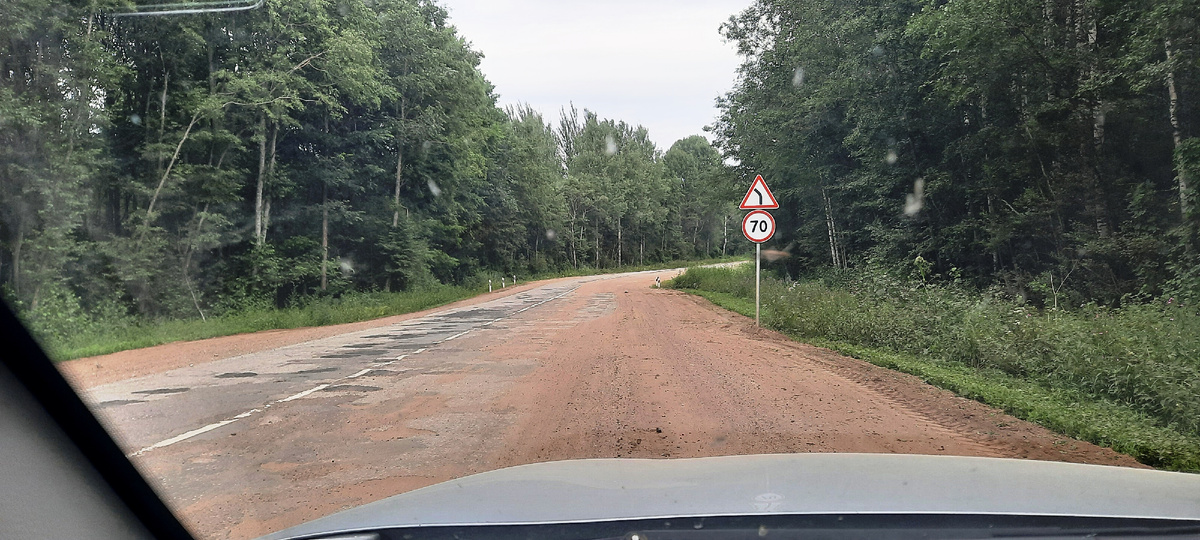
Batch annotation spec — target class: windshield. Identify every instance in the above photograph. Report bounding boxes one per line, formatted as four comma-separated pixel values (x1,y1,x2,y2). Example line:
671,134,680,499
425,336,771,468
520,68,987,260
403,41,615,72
2,0,1198,538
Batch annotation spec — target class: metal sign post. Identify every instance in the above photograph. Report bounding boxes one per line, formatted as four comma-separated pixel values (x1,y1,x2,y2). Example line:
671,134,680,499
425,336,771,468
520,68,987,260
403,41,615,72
740,182,778,327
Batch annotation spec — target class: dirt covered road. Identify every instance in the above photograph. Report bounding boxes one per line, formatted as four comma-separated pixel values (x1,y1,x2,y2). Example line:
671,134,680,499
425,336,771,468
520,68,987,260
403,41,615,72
62,268,1142,540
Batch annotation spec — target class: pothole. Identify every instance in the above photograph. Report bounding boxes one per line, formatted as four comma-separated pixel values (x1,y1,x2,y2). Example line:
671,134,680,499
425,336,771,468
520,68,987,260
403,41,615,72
132,387,189,395
296,367,338,374
320,385,382,392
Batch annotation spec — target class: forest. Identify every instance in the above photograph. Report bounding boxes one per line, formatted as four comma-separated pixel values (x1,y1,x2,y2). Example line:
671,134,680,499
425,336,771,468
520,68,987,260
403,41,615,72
0,0,739,339
4,0,1199,344
715,0,1199,307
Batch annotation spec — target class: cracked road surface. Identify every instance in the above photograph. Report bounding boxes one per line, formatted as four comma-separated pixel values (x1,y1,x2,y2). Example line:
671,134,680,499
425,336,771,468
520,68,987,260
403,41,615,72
62,268,1143,540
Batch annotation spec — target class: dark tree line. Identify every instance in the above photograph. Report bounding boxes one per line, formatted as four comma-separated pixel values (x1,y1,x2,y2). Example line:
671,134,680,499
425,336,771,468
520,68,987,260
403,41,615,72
0,0,737,335
715,0,1200,306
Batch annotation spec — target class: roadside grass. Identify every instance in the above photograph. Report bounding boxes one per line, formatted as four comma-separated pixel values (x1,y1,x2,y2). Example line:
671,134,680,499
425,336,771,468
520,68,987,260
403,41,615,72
671,266,1200,472
41,256,747,362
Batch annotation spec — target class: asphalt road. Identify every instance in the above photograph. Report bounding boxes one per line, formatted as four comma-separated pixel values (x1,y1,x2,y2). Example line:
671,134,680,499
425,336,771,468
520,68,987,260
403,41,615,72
87,279,587,456
71,266,1142,540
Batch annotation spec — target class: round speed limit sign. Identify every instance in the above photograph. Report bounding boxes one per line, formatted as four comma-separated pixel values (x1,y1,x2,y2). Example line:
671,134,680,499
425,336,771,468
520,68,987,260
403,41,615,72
742,210,775,243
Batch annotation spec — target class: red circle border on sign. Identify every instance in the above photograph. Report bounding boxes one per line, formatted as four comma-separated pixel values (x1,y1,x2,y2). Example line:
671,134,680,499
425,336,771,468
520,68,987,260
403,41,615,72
742,210,775,243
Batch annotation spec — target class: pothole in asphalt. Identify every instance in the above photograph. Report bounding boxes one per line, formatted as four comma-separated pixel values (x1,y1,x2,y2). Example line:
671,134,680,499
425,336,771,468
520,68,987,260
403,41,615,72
336,349,391,356
95,399,146,407
296,367,338,374
321,385,382,392
132,387,189,395
442,308,506,320
215,372,257,378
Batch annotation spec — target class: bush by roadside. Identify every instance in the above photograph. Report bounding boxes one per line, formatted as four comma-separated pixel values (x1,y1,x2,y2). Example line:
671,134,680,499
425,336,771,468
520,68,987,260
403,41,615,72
670,265,1200,472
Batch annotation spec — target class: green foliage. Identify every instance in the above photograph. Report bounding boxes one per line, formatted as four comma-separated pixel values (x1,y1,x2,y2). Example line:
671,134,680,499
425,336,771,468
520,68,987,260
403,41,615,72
671,265,1200,470
715,0,1200,304
0,0,740,345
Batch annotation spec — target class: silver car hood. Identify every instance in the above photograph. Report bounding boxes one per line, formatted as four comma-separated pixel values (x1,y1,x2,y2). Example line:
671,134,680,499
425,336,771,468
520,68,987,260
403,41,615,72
263,453,1200,540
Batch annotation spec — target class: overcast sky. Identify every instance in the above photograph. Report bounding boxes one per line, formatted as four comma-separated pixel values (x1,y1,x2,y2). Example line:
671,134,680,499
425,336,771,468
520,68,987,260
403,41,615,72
439,0,754,151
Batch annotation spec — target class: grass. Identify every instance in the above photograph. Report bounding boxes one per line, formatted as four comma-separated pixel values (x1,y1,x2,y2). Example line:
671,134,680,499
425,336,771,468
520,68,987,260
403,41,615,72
40,256,747,362
671,266,1200,472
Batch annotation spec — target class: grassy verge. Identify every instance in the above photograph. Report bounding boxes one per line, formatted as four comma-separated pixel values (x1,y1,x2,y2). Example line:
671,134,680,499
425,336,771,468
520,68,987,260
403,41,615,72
673,267,1200,472
43,256,746,362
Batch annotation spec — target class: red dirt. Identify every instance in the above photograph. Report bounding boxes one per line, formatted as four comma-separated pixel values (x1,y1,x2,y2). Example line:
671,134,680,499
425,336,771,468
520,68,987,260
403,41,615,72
64,270,1144,540
484,275,1142,468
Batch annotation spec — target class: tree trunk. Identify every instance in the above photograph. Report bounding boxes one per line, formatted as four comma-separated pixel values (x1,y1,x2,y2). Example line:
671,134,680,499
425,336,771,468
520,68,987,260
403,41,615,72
143,111,200,241
321,182,329,291
263,197,272,245
722,214,728,256
254,115,266,245
594,217,600,267
157,69,169,175
182,204,209,321
568,208,578,269
392,146,404,227
255,120,278,246
617,219,622,267
1166,38,1190,218
823,187,842,269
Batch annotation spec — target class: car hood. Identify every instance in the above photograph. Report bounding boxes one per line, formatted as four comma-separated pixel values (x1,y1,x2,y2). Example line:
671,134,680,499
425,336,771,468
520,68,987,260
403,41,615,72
262,453,1200,540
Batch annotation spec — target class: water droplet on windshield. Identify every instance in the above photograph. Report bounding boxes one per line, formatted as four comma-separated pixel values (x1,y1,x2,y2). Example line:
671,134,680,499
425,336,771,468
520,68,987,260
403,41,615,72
339,258,355,275
605,134,618,156
421,140,431,153
904,178,925,216
871,45,885,57
792,66,805,87
427,179,442,197
129,114,141,125
885,150,898,165
546,229,557,241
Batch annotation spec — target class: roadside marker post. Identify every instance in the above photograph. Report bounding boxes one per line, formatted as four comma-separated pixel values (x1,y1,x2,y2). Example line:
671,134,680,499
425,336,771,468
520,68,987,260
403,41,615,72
740,176,778,327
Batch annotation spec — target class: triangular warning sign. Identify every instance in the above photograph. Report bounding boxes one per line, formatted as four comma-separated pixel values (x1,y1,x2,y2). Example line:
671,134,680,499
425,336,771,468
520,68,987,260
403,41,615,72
739,175,779,209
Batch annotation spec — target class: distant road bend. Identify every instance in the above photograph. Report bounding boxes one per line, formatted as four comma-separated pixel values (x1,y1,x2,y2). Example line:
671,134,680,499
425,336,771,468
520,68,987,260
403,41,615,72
63,266,1142,540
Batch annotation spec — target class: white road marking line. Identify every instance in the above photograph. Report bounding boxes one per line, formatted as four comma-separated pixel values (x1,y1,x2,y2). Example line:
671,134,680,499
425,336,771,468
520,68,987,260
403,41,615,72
130,419,238,457
128,284,582,458
279,384,329,402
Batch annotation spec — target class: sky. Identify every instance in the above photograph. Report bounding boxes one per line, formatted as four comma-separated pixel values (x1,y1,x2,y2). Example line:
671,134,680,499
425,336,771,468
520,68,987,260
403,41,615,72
438,0,755,151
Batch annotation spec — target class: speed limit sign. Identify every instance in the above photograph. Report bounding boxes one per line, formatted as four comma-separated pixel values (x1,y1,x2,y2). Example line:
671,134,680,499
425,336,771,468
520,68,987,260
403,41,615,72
742,210,775,243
